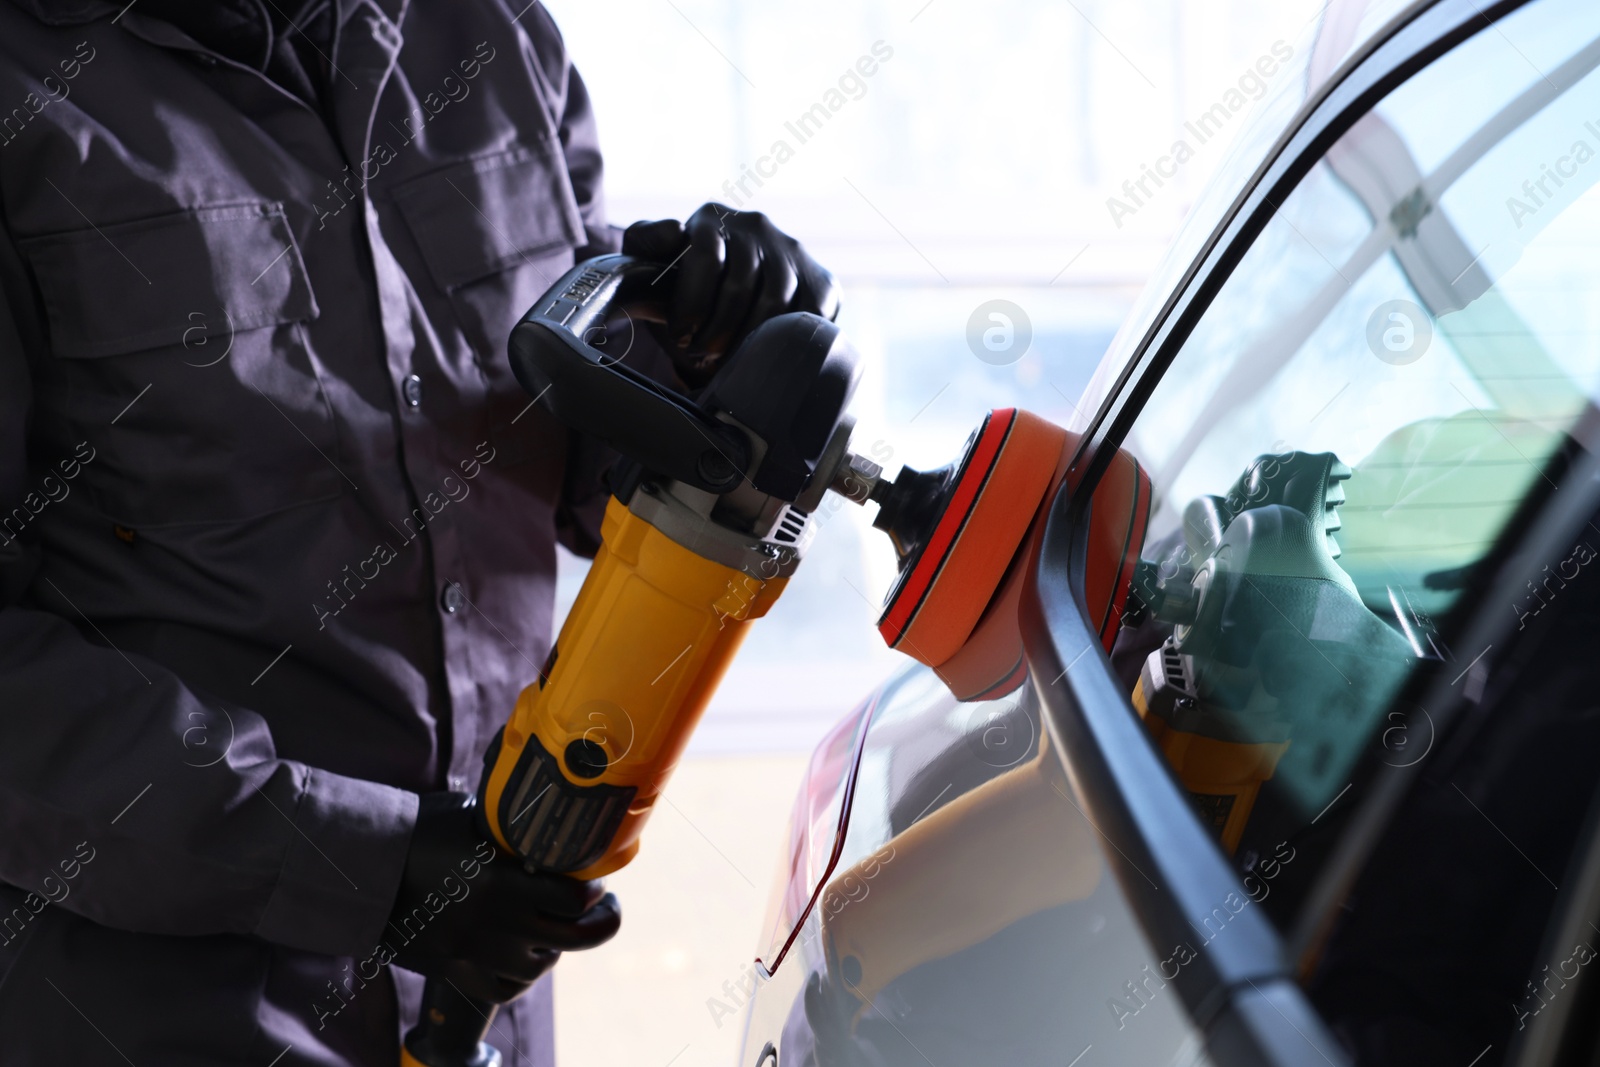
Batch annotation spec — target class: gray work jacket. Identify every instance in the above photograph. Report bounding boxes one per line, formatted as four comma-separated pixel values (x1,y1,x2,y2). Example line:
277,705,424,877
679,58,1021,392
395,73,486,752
0,1,617,1063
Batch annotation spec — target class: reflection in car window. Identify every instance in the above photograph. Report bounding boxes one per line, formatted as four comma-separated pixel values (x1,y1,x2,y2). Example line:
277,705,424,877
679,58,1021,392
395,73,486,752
763,664,1213,1067
1106,0,1600,907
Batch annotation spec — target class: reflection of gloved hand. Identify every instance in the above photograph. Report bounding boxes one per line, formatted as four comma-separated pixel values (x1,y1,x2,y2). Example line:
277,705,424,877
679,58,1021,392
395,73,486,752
622,203,841,382
387,793,621,1003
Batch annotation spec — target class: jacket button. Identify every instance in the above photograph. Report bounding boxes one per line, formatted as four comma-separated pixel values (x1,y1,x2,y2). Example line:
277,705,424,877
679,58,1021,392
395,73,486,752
441,582,465,614
403,374,423,408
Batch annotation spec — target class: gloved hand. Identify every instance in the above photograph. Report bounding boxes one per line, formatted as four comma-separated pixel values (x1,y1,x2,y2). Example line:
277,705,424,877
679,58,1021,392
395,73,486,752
387,792,621,1003
622,203,841,383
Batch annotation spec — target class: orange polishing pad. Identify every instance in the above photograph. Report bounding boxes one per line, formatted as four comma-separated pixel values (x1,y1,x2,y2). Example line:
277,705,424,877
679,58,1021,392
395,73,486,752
878,409,1068,667
934,439,1151,700
932,434,1075,701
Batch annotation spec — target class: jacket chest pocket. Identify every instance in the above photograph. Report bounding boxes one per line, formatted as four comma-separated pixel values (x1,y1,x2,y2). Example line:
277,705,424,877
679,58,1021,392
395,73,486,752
20,202,341,526
392,145,585,465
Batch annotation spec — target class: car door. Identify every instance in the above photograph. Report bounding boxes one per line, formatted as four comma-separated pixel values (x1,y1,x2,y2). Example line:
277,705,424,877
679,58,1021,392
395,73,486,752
1029,0,1600,1064
736,661,1220,1067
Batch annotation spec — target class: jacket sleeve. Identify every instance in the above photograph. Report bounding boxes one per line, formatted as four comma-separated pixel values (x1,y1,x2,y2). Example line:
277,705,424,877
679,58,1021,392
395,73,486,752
0,285,416,959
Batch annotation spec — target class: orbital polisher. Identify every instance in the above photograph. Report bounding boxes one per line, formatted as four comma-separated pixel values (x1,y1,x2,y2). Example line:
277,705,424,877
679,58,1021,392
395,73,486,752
400,254,1144,1067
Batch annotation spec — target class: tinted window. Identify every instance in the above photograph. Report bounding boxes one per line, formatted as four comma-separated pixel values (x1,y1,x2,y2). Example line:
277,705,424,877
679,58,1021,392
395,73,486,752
1100,0,1600,910
1305,521,1600,1066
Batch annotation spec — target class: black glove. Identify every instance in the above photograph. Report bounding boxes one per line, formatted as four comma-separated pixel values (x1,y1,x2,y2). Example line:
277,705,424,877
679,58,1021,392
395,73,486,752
386,792,621,1003
622,203,841,383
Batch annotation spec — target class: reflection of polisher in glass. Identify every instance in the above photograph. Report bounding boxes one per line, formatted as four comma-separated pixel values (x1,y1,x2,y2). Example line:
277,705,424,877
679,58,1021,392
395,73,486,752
402,254,1094,1067
1126,450,1413,852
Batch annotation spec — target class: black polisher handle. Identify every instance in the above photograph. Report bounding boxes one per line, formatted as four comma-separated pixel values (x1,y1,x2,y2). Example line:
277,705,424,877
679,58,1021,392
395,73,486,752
402,977,501,1067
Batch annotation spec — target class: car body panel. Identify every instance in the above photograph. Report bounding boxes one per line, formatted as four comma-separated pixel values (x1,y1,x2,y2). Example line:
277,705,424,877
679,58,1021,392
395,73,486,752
741,665,1211,1067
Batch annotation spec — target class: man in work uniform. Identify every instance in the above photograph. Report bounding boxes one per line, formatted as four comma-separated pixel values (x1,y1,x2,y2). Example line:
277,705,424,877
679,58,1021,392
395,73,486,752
0,1,839,1064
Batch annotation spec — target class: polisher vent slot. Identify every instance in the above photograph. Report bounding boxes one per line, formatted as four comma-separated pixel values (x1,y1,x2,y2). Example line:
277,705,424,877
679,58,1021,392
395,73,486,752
1162,644,1192,695
771,505,810,546
1325,461,1352,559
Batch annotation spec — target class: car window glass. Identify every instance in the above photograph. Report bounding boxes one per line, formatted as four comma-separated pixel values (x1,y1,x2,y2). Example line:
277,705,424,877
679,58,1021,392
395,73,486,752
1102,0,1600,914
1304,510,1600,1067
1374,2,1589,175
1073,16,1318,429
1074,0,1416,430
